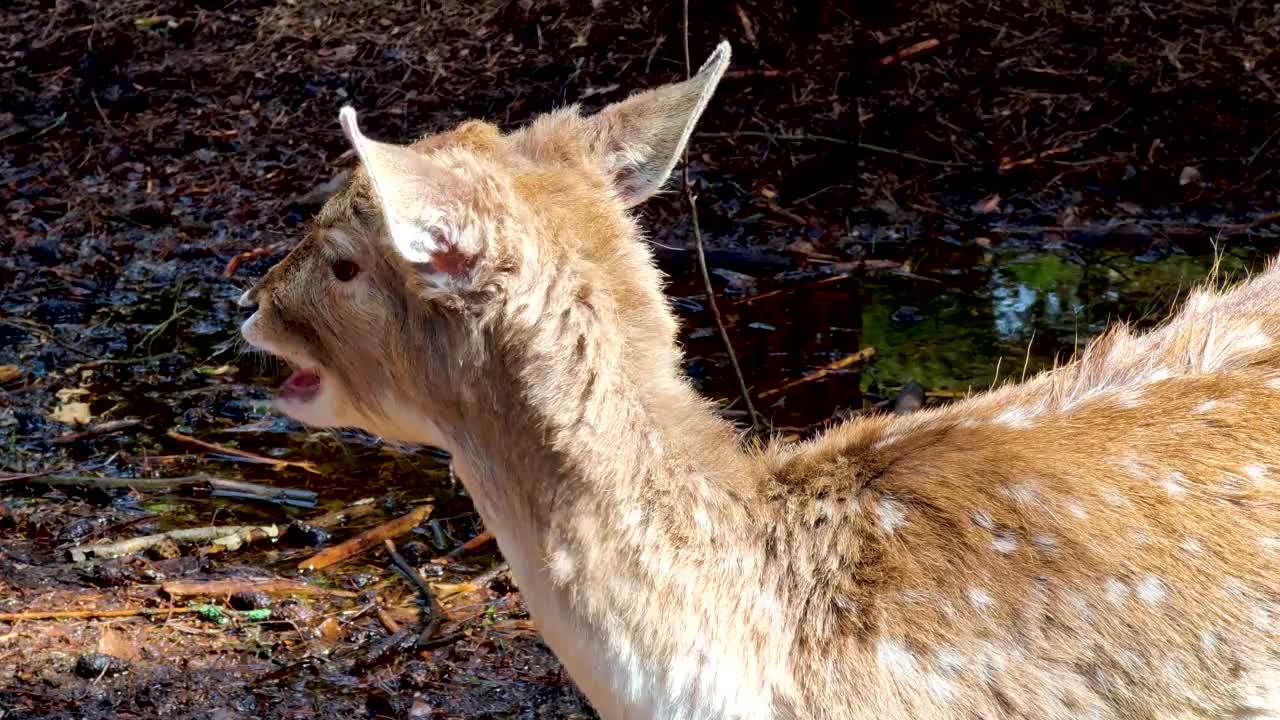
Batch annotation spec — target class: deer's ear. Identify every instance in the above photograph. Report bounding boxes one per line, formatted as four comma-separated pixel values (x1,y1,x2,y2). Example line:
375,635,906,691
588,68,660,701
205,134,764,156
585,41,731,207
338,107,478,289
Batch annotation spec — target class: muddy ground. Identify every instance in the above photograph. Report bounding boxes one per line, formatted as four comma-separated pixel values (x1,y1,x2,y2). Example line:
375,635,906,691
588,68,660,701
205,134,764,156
3,0,1280,718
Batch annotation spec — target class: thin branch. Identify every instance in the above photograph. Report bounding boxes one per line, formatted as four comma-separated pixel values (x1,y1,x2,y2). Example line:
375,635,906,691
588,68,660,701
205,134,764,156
695,131,964,167
683,0,762,435
0,607,201,622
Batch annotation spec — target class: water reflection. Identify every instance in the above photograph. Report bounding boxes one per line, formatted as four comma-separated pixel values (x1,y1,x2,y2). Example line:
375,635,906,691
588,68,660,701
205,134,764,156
676,238,1278,429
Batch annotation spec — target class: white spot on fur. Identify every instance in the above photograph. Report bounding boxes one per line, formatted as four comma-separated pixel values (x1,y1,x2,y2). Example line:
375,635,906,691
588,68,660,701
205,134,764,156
1260,537,1280,553
973,510,995,530
1181,537,1204,553
935,648,966,675
927,672,957,702
992,535,1018,553
1200,628,1221,652
1105,577,1129,606
1250,605,1276,632
1191,399,1220,414
1065,499,1089,519
1101,487,1126,506
1034,532,1057,547
974,641,1007,681
968,587,995,611
1136,576,1167,604
994,407,1035,428
1242,464,1269,482
1163,471,1188,496
877,639,919,680
548,548,575,583
877,498,906,533
1067,592,1093,620
1005,483,1037,504
692,506,713,536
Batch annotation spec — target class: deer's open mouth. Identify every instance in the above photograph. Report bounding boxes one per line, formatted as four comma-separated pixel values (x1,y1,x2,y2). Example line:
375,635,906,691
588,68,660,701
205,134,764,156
279,367,322,402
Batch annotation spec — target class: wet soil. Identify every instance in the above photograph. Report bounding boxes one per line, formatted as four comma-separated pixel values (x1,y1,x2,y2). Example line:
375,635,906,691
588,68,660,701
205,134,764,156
4,0,1280,718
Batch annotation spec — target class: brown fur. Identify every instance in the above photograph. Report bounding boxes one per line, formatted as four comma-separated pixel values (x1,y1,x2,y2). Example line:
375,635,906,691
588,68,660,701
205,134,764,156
240,42,1280,719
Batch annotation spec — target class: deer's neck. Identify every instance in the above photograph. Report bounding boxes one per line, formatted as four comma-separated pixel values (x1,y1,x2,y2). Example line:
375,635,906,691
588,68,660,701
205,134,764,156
429,274,779,717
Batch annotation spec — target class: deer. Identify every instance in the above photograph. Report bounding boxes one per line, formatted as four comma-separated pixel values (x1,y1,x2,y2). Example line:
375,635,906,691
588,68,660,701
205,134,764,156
238,41,1280,719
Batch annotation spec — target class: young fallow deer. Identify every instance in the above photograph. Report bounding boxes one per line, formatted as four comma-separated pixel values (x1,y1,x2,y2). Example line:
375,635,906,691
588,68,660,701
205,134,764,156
239,41,1280,719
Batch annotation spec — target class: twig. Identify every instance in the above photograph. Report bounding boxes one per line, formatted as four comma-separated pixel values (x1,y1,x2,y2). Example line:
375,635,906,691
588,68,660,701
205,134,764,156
0,607,201,622
694,131,963,168
69,524,282,562
51,418,142,444
161,579,356,600
302,498,379,530
166,430,319,473
24,472,316,507
384,540,440,620
757,347,877,399
682,0,761,434
879,38,942,66
298,504,434,571
438,529,494,562
69,352,182,373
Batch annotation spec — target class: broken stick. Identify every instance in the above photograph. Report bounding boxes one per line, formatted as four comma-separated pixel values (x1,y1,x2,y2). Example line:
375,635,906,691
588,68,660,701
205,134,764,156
69,524,282,562
298,504,433,572
162,578,356,600
166,430,319,473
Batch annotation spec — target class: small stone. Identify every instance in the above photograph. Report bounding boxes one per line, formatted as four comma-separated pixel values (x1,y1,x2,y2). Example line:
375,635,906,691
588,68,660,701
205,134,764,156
145,538,181,561
229,590,272,611
74,652,128,679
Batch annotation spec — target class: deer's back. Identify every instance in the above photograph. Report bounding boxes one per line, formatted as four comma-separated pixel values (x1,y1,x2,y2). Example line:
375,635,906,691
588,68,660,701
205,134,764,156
767,264,1280,718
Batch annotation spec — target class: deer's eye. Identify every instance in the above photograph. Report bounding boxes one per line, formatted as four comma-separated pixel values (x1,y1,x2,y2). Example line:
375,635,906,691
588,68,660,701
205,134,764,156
332,259,360,282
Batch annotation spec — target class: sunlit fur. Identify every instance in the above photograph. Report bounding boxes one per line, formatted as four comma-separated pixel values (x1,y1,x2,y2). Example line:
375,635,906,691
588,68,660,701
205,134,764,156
241,42,1279,719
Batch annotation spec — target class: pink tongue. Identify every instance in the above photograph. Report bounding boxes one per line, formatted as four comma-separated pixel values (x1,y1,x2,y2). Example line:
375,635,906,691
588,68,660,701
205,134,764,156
279,369,321,401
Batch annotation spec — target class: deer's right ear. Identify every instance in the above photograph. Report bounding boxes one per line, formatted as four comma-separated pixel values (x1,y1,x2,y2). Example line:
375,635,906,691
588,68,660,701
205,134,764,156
339,107,480,291
583,41,732,207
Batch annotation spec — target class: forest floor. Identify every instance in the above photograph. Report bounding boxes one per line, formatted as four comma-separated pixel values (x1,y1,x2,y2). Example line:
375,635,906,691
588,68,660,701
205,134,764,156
3,0,1280,717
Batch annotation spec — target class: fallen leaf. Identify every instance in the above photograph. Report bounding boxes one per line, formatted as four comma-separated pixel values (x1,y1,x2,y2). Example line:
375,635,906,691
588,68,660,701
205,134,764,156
972,194,1001,214
710,268,758,292
55,387,88,402
317,616,342,642
0,366,19,383
50,402,92,425
98,627,140,661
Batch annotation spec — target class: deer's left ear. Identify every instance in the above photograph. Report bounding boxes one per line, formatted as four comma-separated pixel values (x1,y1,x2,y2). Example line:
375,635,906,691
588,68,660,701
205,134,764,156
339,107,479,290
584,41,732,207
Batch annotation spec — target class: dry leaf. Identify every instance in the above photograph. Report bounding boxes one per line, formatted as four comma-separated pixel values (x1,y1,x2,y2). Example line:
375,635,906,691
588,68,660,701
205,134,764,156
98,627,140,661
0,365,19,383
55,387,88,402
50,401,92,425
972,194,1002,214
432,581,480,600
317,616,342,642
